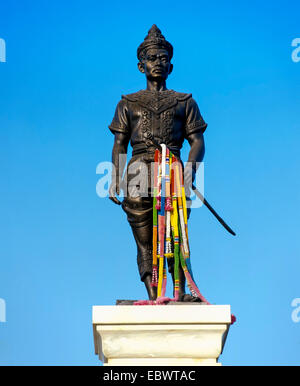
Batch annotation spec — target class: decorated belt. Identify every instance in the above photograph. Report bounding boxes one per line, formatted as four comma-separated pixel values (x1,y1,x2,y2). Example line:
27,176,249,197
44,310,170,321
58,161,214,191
132,144,180,158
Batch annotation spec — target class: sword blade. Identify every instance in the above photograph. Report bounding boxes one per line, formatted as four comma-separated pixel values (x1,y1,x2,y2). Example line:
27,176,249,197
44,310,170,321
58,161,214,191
191,185,236,236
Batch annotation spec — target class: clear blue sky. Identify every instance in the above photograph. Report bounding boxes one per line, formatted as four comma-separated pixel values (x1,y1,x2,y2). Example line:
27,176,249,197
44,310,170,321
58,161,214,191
0,0,299,365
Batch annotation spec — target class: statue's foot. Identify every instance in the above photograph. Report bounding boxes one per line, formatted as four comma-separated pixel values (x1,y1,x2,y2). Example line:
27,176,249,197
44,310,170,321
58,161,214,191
179,293,205,303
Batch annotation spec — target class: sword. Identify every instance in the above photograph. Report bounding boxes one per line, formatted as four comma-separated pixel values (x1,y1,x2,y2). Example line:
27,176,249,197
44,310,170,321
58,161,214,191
146,137,236,236
190,185,236,236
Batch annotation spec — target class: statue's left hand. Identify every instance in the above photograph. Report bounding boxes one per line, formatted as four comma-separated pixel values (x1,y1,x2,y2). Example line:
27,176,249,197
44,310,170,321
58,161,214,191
109,182,122,205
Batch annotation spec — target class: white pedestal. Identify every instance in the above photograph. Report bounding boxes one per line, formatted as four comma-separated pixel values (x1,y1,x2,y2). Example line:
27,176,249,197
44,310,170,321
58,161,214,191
93,305,231,366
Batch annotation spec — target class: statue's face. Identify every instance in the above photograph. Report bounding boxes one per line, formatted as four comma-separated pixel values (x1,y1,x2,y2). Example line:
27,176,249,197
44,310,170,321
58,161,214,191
138,48,173,80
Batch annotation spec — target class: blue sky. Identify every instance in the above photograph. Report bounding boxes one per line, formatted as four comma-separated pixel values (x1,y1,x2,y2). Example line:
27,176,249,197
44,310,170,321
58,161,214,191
0,0,299,365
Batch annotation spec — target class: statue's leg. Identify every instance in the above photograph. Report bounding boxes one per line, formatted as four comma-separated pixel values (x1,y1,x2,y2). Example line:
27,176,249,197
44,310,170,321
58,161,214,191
131,219,157,300
122,196,157,300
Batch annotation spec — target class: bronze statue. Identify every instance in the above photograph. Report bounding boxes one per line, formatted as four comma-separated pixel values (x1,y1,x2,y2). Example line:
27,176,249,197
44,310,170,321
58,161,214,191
108,25,234,303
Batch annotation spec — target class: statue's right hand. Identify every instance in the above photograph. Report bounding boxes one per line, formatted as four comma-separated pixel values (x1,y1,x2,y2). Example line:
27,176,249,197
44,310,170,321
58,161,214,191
109,182,122,205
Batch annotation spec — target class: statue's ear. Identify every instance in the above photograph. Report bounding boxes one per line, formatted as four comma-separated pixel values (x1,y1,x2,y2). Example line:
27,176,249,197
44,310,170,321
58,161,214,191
137,62,145,73
168,63,173,75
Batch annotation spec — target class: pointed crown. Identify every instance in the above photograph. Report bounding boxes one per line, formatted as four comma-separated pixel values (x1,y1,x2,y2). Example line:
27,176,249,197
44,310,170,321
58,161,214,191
137,25,173,61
